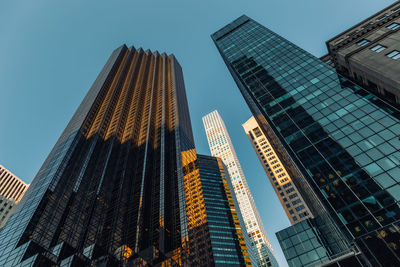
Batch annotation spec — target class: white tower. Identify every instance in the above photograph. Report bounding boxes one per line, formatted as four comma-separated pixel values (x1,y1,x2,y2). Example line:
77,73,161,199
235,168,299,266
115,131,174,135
202,110,278,267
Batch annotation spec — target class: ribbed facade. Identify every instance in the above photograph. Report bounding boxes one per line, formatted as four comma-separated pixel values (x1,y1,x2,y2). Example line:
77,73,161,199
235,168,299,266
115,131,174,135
202,110,278,267
0,165,28,229
0,165,28,203
0,45,199,266
242,117,312,225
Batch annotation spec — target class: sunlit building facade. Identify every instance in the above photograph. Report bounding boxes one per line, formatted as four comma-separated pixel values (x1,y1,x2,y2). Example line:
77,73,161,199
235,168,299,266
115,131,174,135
242,117,312,225
212,15,400,266
0,165,28,229
203,110,278,267
0,45,245,266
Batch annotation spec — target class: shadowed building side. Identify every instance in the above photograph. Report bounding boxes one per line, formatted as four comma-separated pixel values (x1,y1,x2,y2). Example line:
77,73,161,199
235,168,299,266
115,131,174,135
0,45,198,266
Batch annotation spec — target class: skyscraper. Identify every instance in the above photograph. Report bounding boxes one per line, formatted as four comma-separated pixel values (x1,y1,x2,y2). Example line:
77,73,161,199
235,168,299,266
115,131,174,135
212,15,400,266
0,45,246,266
0,165,29,229
193,154,251,266
321,1,400,105
242,117,312,225
203,110,278,267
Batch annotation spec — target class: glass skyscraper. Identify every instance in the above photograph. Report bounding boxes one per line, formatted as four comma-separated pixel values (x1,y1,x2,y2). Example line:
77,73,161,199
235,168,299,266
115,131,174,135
203,110,278,267
212,15,400,266
194,154,251,266
0,45,247,266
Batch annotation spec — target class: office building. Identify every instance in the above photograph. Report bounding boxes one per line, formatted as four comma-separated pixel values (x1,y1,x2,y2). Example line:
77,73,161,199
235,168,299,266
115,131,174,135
276,217,365,267
322,1,400,105
0,45,246,266
203,110,278,267
0,165,28,229
242,117,312,225
212,15,400,266
192,154,251,266
243,118,361,266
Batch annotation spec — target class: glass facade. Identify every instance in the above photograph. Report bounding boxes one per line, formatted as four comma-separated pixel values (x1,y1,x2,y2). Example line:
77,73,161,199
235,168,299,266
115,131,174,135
212,15,400,266
196,154,251,266
277,219,330,267
0,45,211,266
277,218,365,267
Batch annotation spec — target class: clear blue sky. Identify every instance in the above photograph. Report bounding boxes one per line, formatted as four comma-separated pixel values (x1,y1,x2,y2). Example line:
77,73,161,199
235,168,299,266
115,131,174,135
0,1,396,266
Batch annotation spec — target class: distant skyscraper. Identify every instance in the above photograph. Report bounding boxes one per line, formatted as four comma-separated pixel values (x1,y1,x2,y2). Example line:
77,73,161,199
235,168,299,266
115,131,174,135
212,15,400,266
0,45,243,266
321,1,400,105
0,165,28,229
203,110,278,267
242,117,312,225
194,154,251,266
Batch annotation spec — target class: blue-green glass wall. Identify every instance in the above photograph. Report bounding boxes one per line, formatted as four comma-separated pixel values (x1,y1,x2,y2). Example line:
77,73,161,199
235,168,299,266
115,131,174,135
197,154,249,266
212,15,400,265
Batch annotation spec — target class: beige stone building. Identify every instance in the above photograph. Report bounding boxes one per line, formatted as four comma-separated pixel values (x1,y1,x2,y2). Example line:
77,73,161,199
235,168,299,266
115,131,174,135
322,1,400,105
0,165,29,229
242,117,312,225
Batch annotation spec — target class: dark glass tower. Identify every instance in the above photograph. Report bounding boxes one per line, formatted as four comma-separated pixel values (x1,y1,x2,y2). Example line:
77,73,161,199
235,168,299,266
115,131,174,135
191,154,251,266
0,45,199,266
212,15,400,266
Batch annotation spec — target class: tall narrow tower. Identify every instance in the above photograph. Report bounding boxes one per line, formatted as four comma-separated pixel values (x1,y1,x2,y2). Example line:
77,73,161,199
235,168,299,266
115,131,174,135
202,110,278,267
212,14,400,266
242,117,312,225
0,45,196,266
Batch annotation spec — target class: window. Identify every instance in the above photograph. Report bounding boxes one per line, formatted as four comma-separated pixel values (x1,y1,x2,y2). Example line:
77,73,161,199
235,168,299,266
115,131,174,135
387,23,400,30
283,182,292,188
286,188,295,194
252,127,262,137
370,44,387,53
292,199,302,205
295,205,305,212
377,15,387,21
299,213,306,218
357,39,370,46
386,50,400,59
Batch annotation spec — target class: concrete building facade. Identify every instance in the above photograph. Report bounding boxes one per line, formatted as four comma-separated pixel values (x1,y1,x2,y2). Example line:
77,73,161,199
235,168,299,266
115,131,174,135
323,1,400,105
242,117,312,225
0,165,28,229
